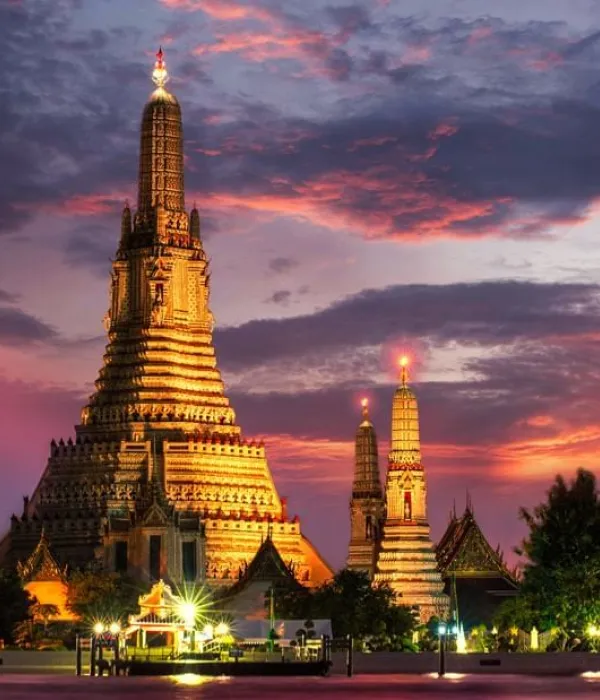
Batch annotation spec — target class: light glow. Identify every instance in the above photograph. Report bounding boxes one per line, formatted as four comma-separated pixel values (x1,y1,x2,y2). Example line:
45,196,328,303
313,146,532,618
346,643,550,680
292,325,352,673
361,398,368,408
400,355,409,367
172,674,211,686
93,622,104,635
109,622,121,635
178,602,197,627
215,622,229,636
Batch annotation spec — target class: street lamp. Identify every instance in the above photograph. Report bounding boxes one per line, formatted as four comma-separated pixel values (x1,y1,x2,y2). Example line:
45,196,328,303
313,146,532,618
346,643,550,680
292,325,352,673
93,622,105,636
438,622,447,678
109,622,121,636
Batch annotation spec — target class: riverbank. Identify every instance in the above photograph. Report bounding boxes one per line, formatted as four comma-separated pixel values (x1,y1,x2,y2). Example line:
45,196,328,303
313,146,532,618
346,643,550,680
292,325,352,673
2,650,600,676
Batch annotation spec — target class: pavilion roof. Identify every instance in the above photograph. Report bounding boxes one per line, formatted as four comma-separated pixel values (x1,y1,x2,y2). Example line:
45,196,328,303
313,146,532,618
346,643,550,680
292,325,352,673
16,530,67,583
436,506,518,585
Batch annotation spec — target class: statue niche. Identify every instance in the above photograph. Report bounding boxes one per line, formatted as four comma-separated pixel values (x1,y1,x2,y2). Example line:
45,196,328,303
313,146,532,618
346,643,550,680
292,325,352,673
151,283,166,326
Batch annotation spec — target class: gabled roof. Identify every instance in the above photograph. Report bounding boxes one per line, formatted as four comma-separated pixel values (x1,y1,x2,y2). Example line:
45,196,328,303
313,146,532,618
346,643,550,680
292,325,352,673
17,531,67,583
223,535,300,599
436,507,517,585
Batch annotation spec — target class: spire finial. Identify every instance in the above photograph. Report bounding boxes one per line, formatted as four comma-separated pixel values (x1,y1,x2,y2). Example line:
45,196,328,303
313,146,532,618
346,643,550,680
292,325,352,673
399,355,409,387
152,46,169,88
361,397,369,421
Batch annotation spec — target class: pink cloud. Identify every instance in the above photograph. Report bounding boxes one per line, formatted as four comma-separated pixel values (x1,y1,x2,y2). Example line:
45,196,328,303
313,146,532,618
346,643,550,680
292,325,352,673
160,0,274,22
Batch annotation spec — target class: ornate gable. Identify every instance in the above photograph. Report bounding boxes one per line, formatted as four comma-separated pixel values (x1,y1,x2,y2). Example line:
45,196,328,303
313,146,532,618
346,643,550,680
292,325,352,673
243,536,296,583
141,501,172,528
437,508,515,581
17,532,67,583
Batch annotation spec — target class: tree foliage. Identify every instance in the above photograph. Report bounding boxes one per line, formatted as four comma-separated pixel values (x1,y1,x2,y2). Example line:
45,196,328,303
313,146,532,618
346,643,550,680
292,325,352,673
67,570,140,623
272,569,416,649
0,568,33,644
515,468,600,643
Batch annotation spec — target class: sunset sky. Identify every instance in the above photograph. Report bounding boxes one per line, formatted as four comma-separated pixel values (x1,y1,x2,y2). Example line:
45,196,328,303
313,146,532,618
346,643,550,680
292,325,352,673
3,0,600,570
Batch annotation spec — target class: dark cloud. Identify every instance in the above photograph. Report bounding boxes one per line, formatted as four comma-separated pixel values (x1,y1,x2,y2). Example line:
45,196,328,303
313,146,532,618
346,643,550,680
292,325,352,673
268,257,299,273
215,281,600,370
0,307,58,346
265,290,292,305
0,289,18,304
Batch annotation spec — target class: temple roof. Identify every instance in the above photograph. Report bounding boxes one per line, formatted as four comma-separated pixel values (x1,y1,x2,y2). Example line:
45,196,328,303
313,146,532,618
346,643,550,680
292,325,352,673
436,506,518,585
16,531,67,583
224,534,300,599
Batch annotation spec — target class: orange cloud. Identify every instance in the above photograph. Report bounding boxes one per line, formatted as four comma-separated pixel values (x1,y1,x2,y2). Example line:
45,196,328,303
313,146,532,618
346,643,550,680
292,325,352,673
193,28,330,64
198,168,502,240
23,192,131,217
467,26,493,47
160,0,274,22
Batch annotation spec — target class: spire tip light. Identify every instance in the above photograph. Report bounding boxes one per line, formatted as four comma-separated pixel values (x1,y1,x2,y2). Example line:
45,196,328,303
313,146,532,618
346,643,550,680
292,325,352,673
152,46,169,88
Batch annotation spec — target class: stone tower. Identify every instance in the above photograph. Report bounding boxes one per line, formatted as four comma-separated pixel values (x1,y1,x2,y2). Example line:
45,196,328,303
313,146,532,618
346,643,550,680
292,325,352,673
1,49,332,589
374,358,448,622
347,399,384,578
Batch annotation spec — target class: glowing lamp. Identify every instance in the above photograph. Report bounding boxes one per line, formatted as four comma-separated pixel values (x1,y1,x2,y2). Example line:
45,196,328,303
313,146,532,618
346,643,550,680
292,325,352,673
215,622,229,636
361,398,369,408
93,622,104,635
179,602,197,627
438,622,447,636
399,355,409,367
109,622,121,635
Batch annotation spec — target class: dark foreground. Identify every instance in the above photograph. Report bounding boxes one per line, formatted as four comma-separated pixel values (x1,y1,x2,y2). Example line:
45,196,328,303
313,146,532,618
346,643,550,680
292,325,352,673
0,674,599,699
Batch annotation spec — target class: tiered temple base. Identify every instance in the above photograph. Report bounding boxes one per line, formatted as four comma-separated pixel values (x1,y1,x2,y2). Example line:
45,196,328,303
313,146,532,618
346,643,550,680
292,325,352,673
375,521,449,622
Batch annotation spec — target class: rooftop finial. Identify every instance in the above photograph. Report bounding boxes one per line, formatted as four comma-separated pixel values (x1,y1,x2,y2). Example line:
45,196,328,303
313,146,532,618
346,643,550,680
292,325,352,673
152,46,169,88
399,355,409,387
361,397,369,421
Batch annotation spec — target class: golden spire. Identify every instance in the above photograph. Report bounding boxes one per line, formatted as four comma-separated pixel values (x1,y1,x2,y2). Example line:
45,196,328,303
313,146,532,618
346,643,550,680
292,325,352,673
137,46,185,216
353,397,382,497
389,356,422,466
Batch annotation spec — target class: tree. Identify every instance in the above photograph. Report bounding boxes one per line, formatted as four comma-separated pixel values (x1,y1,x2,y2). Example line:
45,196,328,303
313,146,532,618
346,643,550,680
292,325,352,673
67,570,140,623
516,469,600,646
31,602,59,632
272,569,416,647
0,568,33,644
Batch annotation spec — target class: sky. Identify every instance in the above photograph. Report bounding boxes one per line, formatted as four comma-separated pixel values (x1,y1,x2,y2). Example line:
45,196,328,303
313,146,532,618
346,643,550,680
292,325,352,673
2,0,600,571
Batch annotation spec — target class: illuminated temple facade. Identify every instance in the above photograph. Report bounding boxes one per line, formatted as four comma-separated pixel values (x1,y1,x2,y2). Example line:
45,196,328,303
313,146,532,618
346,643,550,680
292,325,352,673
348,360,449,622
0,50,331,589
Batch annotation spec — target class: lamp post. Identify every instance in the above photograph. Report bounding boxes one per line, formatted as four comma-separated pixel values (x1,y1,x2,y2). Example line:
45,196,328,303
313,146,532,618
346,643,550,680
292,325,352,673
438,622,447,678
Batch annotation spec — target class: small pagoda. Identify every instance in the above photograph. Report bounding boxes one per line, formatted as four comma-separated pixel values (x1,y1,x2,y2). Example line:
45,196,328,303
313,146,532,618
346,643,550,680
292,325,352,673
436,500,519,628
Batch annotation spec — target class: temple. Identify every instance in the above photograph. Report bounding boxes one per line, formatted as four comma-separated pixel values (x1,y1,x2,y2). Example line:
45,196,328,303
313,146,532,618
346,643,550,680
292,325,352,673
16,530,76,622
372,358,449,622
436,500,519,627
347,399,384,578
0,49,331,589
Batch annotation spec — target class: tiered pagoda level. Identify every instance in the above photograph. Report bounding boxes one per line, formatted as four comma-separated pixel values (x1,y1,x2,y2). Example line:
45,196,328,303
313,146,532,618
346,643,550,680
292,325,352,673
1,50,331,588
373,360,449,622
347,399,384,578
